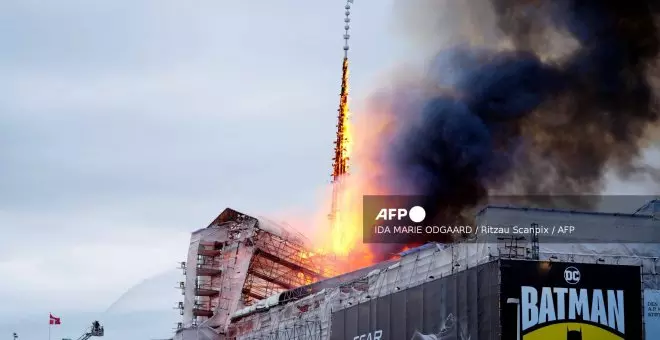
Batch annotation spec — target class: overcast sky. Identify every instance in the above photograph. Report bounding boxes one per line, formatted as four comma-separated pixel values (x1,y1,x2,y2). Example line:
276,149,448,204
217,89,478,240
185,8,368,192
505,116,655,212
2,1,659,340
0,0,405,339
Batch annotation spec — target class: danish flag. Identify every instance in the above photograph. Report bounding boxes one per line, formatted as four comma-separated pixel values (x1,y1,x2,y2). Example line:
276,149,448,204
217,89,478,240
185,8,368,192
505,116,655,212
49,313,61,325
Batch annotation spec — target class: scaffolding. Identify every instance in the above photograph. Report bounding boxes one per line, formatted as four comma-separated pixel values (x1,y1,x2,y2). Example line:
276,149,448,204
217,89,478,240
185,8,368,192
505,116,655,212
193,241,224,322
216,240,239,325
175,207,340,337
227,320,323,340
497,235,526,259
241,230,338,306
176,262,186,320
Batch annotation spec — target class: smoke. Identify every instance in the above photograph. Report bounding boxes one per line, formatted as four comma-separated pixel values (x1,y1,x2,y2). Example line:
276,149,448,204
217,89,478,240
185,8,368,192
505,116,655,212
359,0,660,260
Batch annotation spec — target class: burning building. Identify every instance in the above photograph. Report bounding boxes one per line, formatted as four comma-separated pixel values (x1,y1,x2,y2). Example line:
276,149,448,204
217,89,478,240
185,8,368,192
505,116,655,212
173,200,659,340
169,0,660,338
173,208,339,340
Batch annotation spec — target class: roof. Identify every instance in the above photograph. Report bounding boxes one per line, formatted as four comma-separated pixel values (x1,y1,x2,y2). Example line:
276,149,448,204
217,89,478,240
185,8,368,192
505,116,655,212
399,242,444,256
476,199,659,220
230,256,399,321
209,207,258,227
193,207,310,244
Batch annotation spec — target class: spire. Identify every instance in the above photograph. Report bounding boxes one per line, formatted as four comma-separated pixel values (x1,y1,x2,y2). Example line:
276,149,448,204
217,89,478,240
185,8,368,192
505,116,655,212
343,0,352,58
331,0,353,183
329,0,355,224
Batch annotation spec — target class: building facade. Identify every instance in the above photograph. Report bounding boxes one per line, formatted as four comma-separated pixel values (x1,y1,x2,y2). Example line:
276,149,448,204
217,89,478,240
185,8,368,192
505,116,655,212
177,201,660,340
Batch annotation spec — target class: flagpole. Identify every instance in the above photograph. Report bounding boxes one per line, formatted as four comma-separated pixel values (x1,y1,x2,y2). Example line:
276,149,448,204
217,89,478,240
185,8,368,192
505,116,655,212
48,322,51,340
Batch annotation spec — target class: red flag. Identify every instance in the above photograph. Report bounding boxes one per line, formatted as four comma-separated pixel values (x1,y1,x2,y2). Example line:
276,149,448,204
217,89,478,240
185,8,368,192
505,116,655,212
49,313,61,325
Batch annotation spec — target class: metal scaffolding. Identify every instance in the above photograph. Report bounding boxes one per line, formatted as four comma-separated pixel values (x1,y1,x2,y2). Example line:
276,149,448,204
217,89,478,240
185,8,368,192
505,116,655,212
241,230,337,306
227,320,323,340
176,207,339,335
192,240,224,321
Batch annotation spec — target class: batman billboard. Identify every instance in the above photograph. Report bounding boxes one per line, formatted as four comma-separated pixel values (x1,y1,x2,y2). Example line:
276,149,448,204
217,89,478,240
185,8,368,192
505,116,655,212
329,259,642,340
500,260,643,340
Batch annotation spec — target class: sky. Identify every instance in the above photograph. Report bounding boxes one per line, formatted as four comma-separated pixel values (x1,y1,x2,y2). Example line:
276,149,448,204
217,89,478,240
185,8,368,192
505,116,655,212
0,0,404,339
1,1,658,340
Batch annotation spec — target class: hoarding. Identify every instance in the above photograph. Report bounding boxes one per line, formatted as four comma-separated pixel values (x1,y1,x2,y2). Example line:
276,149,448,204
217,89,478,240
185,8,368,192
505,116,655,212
500,260,642,340
329,261,500,340
644,289,660,339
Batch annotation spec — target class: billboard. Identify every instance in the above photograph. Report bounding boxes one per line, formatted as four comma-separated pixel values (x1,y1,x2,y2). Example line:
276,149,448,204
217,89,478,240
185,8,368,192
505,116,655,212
329,261,500,340
500,260,642,340
644,289,660,339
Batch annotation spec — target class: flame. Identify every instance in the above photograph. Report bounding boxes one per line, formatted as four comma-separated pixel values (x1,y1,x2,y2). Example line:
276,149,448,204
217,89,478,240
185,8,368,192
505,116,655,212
327,57,370,265
332,57,352,180
296,272,314,285
305,59,420,273
298,251,316,259
313,68,403,271
341,60,353,159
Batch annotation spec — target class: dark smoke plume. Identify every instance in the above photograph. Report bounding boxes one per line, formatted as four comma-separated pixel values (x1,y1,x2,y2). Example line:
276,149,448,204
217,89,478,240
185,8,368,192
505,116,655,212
370,0,660,260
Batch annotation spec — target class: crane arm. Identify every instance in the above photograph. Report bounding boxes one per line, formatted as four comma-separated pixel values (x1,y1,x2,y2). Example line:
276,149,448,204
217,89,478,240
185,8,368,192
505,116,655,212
76,333,92,340
75,321,104,340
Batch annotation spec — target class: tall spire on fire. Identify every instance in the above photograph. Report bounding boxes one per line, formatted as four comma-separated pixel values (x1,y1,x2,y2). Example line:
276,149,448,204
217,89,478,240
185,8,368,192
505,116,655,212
329,0,354,224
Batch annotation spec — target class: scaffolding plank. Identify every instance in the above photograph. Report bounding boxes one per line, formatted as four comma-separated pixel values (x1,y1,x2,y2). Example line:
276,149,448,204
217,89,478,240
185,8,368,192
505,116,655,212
249,271,295,290
254,249,326,280
193,308,214,317
195,288,220,297
198,248,222,257
197,267,222,276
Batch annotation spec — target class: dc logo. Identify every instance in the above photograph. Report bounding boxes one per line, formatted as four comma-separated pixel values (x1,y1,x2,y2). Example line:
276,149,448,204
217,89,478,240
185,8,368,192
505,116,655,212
564,266,580,284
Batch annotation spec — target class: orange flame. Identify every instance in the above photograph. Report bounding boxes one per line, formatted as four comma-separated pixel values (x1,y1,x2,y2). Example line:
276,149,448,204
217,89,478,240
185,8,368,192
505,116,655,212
330,57,353,256
315,67,403,271
326,56,377,269
332,57,352,181
296,61,423,273
274,68,427,275
341,60,352,160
